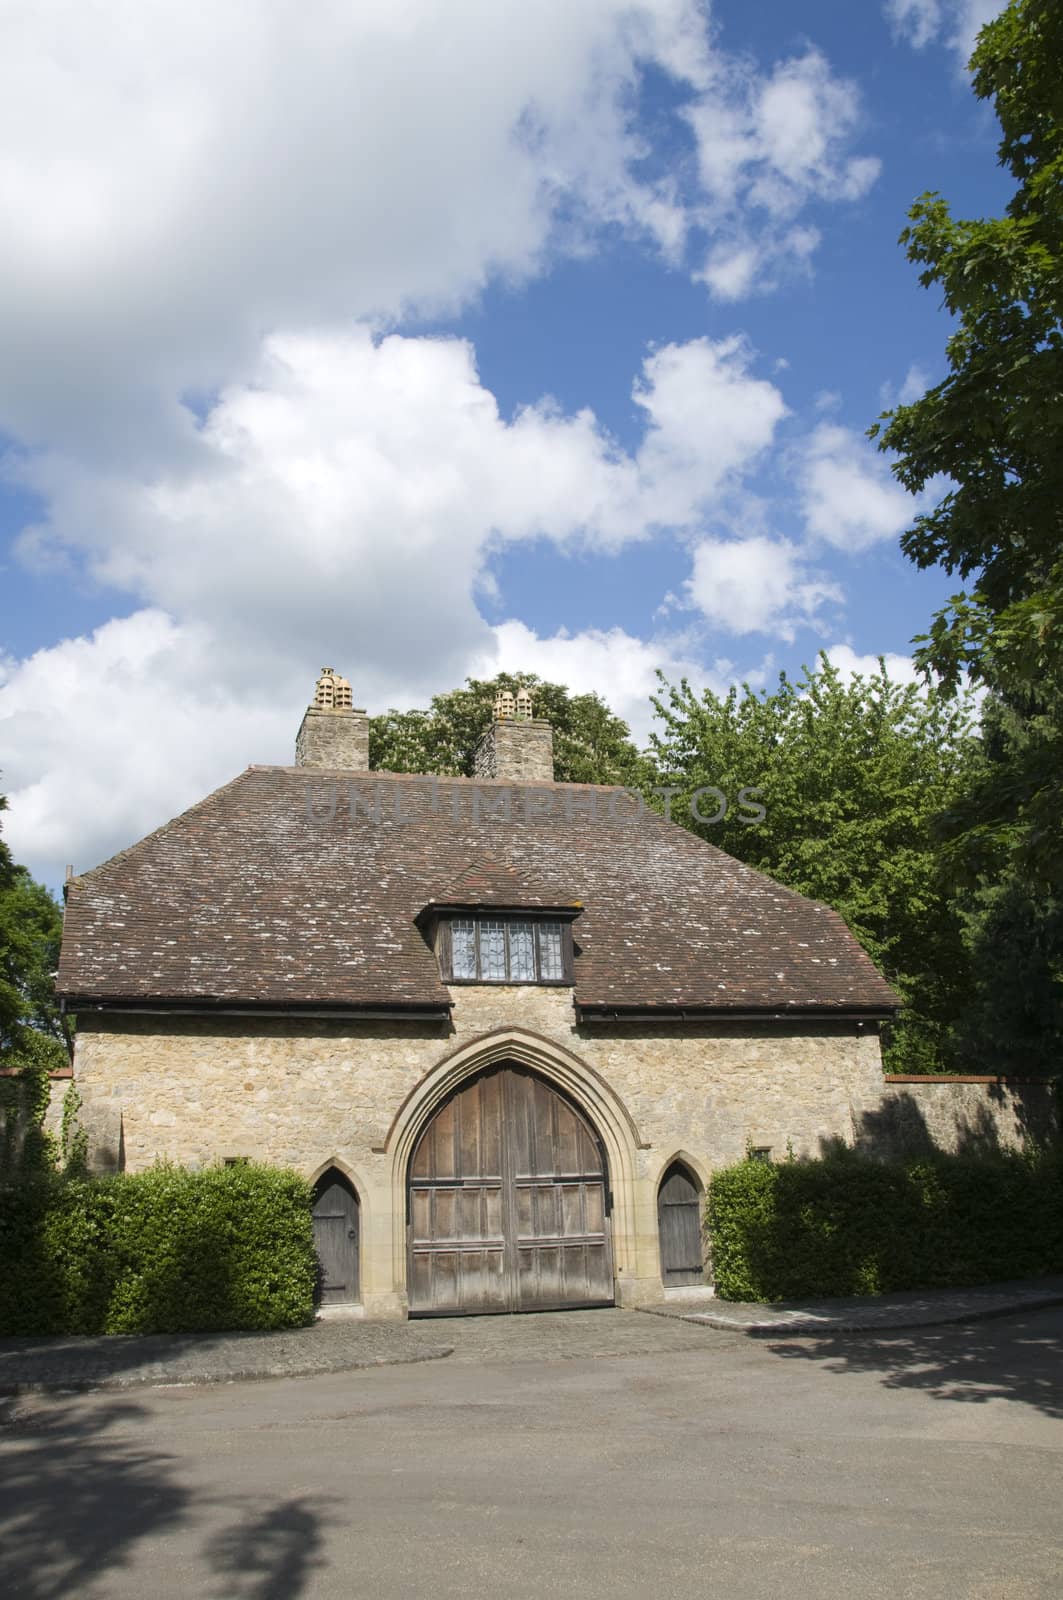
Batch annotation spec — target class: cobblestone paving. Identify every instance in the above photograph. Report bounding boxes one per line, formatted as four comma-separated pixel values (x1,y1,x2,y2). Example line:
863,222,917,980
647,1275,1063,1334
420,1307,728,1364
0,1307,723,1394
7,1277,1059,1394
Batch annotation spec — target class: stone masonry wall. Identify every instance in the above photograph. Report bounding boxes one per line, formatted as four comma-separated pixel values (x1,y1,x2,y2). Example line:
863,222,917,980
69,985,886,1316
472,720,555,782
71,986,884,1177
863,1075,1059,1158
294,707,370,770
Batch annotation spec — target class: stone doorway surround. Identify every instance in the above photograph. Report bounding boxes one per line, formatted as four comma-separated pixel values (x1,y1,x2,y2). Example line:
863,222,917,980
348,1027,660,1321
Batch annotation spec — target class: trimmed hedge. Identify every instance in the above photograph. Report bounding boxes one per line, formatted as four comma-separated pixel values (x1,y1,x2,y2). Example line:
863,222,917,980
0,1162,317,1336
707,1147,1063,1302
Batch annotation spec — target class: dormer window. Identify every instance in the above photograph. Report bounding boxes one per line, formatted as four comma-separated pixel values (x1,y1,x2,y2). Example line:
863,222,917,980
439,915,572,985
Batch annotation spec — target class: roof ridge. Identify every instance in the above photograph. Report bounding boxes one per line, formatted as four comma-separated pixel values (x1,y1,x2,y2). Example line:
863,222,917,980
253,764,631,792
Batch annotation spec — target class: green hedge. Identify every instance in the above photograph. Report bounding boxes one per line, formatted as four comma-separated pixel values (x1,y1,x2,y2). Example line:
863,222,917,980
707,1147,1063,1302
0,1162,317,1336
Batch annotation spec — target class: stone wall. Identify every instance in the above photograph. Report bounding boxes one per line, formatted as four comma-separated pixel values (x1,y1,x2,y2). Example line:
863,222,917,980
862,1075,1059,1159
294,706,369,770
69,984,885,1318
472,720,555,782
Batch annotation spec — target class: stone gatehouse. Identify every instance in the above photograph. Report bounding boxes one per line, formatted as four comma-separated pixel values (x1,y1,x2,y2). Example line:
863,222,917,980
57,671,899,1320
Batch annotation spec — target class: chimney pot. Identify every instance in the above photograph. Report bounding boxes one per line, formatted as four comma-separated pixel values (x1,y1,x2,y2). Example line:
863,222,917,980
473,693,553,782
295,668,369,769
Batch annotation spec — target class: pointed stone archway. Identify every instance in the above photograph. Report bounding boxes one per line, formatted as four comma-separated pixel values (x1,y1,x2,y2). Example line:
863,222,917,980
407,1062,614,1316
382,1027,655,1313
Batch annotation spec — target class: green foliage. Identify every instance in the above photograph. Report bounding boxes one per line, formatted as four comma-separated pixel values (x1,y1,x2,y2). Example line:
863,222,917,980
651,653,977,1070
872,0,1063,888
0,1053,58,1183
60,1082,89,1176
369,671,649,786
708,1147,1063,1302
0,1162,317,1336
0,863,69,1054
0,783,77,1179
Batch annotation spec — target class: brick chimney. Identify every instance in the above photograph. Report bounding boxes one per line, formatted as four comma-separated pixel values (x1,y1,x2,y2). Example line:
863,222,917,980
295,668,369,770
472,688,554,782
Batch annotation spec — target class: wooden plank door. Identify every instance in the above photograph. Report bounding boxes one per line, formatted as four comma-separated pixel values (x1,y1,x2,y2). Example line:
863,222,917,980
313,1171,360,1305
657,1163,704,1287
407,1070,509,1315
407,1066,613,1316
509,1070,614,1312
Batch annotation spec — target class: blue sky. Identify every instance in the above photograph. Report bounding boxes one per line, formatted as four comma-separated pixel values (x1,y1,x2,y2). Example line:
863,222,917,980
0,0,1007,885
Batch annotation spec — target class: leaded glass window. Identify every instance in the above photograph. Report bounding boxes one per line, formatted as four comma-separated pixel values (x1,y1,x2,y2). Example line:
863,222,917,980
508,922,536,981
537,922,564,981
450,919,477,979
440,917,570,984
479,920,507,981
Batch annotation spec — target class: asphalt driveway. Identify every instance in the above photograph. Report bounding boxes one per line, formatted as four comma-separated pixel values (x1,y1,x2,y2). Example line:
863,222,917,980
2,1306,1061,1599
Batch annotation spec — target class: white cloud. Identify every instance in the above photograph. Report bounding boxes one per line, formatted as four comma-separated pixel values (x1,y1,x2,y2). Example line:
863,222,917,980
885,0,1005,62
0,611,293,881
885,0,944,50
0,0,711,458
1,328,788,879
15,328,787,638
0,7,881,494
688,50,879,298
685,535,842,640
951,0,1007,58
824,643,921,685
799,423,919,550
880,364,931,409
0,1,875,458
480,619,715,742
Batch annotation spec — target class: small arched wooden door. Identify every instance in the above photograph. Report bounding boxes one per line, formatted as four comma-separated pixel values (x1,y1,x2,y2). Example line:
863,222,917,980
657,1163,704,1287
312,1169,360,1306
408,1065,614,1316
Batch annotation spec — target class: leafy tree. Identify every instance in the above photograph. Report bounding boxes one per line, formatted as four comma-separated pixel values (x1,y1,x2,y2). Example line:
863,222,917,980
933,692,1063,1071
369,672,649,786
1,869,69,1054
0,871,69,1067
872,0,1063,886
651,656,978,1071
0,787,70,1179
873,0,1063,1073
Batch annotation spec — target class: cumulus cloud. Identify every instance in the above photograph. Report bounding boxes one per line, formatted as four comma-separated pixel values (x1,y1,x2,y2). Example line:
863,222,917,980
0,611,293,881
480,620,716,743
0,0,708,456
885,0,945,49
799,423,919,550
1,329,787,879
15,328,787,647
0,1,880,464
879,364,931,409
823,642,921,685
685,535,843,640
688,50,879,298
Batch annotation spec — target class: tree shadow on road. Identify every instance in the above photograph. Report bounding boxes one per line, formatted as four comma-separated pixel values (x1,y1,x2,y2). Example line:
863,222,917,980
0,1394,189,1599
764,1309,1063,1419
0,1395,336,1599
205,1495,335,1600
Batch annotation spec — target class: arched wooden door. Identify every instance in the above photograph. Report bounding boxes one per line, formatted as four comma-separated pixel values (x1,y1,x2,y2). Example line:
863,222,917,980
657,1163,704,1287
408,1065,614,1316
312,1169,360,1306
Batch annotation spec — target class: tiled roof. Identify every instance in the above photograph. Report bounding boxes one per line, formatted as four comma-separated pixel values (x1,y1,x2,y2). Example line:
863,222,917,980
57,767,900,1015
